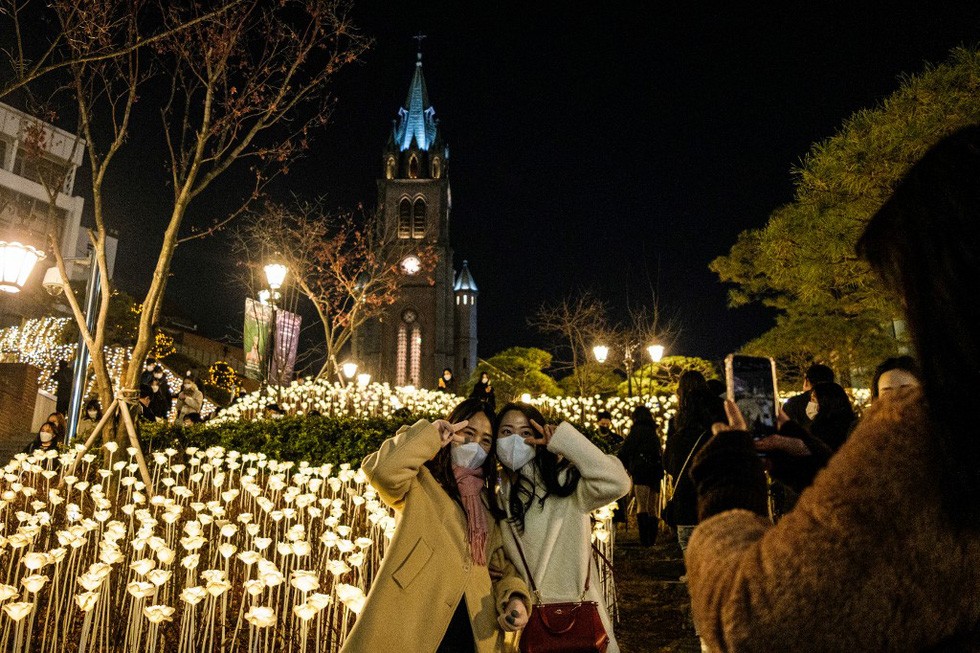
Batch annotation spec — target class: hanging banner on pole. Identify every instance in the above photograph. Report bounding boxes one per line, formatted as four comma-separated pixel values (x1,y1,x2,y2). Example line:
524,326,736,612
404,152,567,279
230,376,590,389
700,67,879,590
243,298,273,381
270,309,302,385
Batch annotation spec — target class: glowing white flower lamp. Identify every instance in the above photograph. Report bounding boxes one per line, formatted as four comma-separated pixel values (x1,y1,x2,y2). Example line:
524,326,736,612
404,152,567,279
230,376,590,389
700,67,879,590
264,260,288,291
520,393,532,404
592,344,609,364
341,361,358,379
647,344,665,363
0,241,45,293
356,373,371,388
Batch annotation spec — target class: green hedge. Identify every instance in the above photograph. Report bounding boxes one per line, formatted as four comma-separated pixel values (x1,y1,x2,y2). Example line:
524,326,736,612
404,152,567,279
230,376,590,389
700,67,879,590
140,414,619,467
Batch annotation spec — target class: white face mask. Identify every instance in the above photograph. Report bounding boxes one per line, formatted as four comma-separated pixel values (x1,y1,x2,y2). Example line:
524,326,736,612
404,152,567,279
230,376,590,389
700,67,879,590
805,401,819,421
451,442,487,469
496,434,536,471
39,431,54,444
87,410,98,418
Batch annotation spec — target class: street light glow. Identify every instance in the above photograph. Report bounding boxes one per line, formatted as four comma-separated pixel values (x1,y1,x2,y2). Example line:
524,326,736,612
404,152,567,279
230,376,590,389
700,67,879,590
356,372,371,388
264,261,288,290
593,344,609,364
647,344,665,362
342,361,359,379
0,241,45,293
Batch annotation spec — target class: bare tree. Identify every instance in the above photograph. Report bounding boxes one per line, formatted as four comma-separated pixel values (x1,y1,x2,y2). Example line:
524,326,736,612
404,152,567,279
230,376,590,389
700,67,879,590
530,291,611,396
237,199,435,381
24,0,369,437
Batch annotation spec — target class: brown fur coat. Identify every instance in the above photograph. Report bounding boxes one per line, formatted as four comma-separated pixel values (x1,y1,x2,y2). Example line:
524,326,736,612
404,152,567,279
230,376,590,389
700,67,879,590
686,390,980,651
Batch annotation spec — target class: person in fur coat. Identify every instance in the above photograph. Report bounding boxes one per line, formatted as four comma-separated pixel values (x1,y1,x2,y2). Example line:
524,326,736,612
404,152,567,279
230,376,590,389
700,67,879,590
494,402,632,653
343,399,531,653
684,125,980,652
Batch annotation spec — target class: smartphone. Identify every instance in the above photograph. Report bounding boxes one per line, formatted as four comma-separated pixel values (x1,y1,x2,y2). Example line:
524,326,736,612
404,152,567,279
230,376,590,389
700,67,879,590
725,354,780,438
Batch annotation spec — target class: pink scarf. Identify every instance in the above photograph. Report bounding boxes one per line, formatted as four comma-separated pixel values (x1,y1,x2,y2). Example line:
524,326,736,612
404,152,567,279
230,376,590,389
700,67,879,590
453,465,488,566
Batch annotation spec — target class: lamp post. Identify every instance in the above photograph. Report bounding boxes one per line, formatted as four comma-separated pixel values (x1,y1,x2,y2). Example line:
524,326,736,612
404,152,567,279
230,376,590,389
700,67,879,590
593,341,666,397
262,258,287,388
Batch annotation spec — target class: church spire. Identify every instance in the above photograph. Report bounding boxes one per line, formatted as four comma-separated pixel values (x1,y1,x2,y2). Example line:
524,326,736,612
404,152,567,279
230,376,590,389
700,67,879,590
393,38,438,152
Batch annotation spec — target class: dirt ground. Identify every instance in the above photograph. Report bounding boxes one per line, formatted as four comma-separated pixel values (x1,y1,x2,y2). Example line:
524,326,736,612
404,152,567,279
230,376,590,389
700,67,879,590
612,522,702,652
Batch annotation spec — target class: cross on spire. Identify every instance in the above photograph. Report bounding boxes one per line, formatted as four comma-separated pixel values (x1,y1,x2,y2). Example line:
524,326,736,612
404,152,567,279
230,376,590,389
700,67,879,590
413,32,426,60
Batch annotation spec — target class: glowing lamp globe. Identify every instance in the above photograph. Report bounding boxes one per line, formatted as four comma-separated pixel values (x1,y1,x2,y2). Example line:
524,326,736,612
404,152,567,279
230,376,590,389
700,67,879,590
0,241,45,293
341,362,358,379
264,262,288,290
592,345,609,364
647,344,665,363
356,373,371,388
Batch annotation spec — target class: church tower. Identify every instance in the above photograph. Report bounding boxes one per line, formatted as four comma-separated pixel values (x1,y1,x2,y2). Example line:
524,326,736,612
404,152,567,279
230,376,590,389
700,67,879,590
354,47,472,389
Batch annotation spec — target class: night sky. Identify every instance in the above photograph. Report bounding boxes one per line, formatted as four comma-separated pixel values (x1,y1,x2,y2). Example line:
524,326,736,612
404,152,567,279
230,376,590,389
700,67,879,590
104,2,980,366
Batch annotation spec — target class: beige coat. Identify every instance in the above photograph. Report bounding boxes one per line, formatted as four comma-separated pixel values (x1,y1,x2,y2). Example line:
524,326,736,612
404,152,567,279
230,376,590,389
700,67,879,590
686,390,980,651
341,420,530,653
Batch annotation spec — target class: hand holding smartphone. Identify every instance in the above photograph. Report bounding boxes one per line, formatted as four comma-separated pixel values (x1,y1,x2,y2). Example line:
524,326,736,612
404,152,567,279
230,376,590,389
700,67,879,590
725,354,780,441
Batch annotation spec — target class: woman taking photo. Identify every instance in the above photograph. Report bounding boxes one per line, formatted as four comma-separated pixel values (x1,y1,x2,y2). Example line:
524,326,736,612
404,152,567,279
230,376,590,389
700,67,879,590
343,398,530,653
617,405,664,546
495,402,631,653
685,126,980,650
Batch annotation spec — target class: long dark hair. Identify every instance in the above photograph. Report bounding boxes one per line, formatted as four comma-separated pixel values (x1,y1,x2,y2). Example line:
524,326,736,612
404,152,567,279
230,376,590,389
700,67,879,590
494,402,580,532
675,371,723,432
856,124,980,526
810,382,856,448
424,398,506,521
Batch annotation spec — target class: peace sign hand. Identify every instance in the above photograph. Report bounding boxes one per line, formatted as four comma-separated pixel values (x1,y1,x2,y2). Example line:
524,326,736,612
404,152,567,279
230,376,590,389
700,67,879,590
433,419,470,447
525,420,557,447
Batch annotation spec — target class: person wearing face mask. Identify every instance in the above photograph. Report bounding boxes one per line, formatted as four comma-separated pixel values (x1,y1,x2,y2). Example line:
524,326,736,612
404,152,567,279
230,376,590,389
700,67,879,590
148,368,173,420
77,399,103,440
808,382,858,454
24,422,63,459
175,377,204,422
139,357,158,387
344,399,531,653
494,402,631,653
782,364,835,428
438,368,458,394
469,371,496,411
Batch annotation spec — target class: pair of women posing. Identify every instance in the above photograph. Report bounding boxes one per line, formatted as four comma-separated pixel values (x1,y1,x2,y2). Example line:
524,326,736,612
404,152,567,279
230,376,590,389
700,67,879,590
342,399,631,653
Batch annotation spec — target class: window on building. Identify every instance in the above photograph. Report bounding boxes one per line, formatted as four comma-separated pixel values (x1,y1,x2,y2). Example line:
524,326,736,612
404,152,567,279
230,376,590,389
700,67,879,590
412,198,426,239
398,199,411,239
432,157,442,179
396,324,408,385
409,324,421,387
408,153,419,179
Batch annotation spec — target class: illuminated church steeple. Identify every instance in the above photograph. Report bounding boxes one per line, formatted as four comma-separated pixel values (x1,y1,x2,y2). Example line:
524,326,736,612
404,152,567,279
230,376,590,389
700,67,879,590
355,39,477,388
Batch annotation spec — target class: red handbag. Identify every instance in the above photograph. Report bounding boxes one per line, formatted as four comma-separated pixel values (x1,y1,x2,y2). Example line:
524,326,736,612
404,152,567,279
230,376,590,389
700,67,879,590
510,527,609,653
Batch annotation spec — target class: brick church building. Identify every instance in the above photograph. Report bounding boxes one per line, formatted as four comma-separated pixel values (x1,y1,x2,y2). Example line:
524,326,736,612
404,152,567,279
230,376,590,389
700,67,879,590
353,50,478,389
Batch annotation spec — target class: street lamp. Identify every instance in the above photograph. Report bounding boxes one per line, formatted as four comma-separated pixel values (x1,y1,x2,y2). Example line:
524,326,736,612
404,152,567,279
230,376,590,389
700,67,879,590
592,345,609,365
356,372,371,388
342,361,358,380
0,240,45,293
264,260,287,290
647,344,665,363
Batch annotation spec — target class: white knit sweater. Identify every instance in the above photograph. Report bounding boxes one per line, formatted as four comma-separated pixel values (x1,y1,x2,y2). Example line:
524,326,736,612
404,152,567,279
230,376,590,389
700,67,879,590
500,422,632,653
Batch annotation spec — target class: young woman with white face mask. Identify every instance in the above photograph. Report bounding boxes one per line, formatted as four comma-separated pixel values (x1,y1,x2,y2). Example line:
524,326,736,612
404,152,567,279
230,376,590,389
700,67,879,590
344,399,531,653
494,402,631,653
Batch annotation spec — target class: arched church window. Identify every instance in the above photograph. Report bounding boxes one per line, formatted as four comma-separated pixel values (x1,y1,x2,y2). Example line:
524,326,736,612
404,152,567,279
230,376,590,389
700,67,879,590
412,198,426,239
408,153,419,179
396,324,407,385
386,157,396,180
409,324,421,387
396,309,420,386
398,199,411,239
432,157,442,179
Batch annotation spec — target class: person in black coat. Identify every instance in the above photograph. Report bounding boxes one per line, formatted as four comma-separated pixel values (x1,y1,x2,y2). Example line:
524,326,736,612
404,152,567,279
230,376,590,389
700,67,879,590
809,382,857,454
54,359,73,415
782,363,835,427
469,371,496,411
664,371,726,552
618,405,663,546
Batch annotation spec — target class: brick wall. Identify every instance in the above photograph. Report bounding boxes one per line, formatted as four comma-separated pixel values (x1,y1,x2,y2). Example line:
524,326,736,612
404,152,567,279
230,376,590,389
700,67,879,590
0,363,39,443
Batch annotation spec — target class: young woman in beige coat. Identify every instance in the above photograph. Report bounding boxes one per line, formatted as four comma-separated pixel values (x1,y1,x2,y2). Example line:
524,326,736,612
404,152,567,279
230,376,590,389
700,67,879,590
342,399,531,653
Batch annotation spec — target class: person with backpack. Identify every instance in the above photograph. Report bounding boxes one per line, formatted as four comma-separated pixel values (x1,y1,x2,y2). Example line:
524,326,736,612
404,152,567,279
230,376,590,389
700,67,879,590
617,405,664,546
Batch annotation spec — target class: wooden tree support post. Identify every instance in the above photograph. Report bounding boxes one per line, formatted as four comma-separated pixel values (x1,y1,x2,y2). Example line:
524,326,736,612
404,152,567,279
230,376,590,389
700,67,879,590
61,391,153,490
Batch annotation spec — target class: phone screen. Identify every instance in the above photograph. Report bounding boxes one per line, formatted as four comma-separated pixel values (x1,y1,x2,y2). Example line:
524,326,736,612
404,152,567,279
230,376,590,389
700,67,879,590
725,355,779,437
